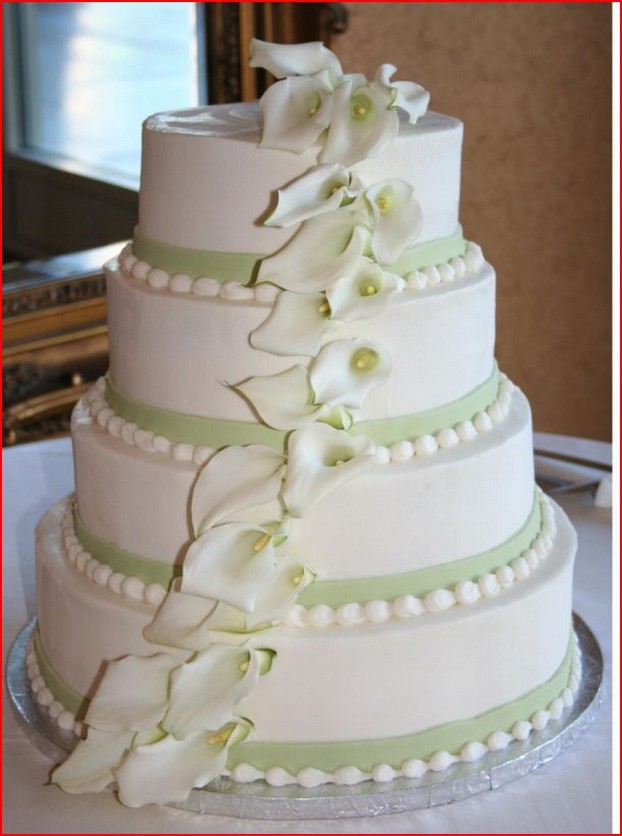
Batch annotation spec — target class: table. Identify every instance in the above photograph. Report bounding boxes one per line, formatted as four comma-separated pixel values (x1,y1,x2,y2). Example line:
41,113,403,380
2,436,613,833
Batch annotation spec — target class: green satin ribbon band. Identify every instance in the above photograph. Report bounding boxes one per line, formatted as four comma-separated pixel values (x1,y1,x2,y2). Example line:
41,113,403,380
132,225,467,284
33,625,575,773
73,488,540,611
105,363,500,453
74,511,179,590
34,630,86,719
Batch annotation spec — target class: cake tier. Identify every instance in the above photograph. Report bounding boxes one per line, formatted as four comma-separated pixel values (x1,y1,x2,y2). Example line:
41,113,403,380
35,496,576,775
106,250,494,423
138,103,462,267
71,380,534,588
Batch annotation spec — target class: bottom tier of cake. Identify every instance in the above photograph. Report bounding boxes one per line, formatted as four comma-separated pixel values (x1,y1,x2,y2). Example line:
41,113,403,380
32,495,578,788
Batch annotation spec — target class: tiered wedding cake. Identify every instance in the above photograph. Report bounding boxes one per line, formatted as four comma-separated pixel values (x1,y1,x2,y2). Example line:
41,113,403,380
29,41,579,807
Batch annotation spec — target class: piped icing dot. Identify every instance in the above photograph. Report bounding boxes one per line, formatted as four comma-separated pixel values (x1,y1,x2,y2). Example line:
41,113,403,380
487,730,513,751
402,758,428,778
131,260,150,280
495,565,515,588
364,599,391,623
308,604,336,627
374,446,391,465
424,588,456,612
392,595,424,619
390,440,414,462
438,262,455,283
57,710,77,731
405,270,427,290
169,273,193,293
121,576,145,600
455,420,477,442
511,556,530,580
478,573,501,597
436,427,459,449
548,697,565,720
372,764,396,783
450,256,466,277
512,720,532,741
297,767,329,788
265,767,295,787
524,548,539,570
193,277,220,296
334,766,365,785
414,434,437,457
455,580,480,606
460,741,487,762
336,602,366,626
147,268,169,289
429,751,456,772
93,564,113,586
424,265,441,286
474,411,493,433
531,710,550,731
108,572,126,595
144,583,167,607
231,763,262,783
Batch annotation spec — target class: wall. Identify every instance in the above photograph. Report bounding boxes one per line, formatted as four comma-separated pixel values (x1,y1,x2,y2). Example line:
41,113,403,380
334,3,612,441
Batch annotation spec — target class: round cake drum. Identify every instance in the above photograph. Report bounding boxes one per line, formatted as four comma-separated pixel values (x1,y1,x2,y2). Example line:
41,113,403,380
7,614,602,821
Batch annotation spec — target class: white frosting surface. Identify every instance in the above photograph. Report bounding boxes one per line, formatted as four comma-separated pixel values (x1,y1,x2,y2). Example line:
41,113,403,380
139,104,463,254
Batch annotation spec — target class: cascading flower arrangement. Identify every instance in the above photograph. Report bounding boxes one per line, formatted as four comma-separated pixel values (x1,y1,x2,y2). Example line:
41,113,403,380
53,40,430,807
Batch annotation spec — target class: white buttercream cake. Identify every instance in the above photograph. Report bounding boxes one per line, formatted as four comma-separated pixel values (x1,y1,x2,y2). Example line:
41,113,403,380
29,41,580,807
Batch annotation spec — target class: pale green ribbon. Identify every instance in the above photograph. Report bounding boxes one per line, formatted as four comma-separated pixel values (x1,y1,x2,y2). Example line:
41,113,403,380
105,363,500,452
132,225,467,284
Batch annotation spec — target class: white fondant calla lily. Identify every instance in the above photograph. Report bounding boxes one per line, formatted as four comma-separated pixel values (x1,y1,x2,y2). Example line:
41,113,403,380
143,586,247,651
249,38,343,83
250,290,332,357
319,78,399,166
326,261,404,321
234,365,322,429
257,76,333,154
245,558,316,628
372,63,430,124
181,521,283,613
365,179,423,265
52,728,135,795
257,211,369,293
191,445,284,536
162,644,264,737
282,423,375,517
310,338,392,409
266,164,363,228
115,722,251,808
84,653,181,733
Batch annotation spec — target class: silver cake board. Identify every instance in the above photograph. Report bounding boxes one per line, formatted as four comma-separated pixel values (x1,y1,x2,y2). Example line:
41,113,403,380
6,613,603,820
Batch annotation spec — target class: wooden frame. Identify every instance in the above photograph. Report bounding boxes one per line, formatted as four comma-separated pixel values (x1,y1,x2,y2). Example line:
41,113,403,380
205,3,348,103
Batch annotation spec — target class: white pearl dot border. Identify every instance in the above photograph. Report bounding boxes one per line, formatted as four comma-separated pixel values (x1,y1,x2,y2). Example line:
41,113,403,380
116,241,485,301
83,373,515,468
25,635,85,738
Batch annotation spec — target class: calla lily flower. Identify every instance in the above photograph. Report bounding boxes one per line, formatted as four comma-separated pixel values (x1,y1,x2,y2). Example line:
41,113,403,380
53,645,264,803
372,64,430,124
250,290,334,357
283,423,376,517
234,365,323,429
249,38,343,83
83,653,182,733
181,521,285,613
310,338,392,409
257,76,333,154
326,261,404,320
251,41,429,163
365,180,423,265
265,164,363,228
257,211,369,293
115,721,251,807
191,445,284,536
319,78,399,166
143,584,248,651
162,644,268,737
145,561,314,650
52,728,135,795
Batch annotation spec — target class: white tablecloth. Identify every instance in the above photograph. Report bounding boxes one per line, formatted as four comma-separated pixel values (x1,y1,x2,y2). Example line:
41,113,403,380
2,437,613,833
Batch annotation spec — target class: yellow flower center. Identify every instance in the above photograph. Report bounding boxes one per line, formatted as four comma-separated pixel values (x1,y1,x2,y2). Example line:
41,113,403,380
318,300,331,314
208,729,232,745
362,283,378,296
352,348,379,371
292,573,303,585
351,93,372,120
253,533,271,553
375,187,395,215
239,659,250,672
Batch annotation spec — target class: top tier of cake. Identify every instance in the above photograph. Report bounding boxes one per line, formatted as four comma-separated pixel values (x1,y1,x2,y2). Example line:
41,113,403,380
136,102,463,275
